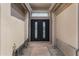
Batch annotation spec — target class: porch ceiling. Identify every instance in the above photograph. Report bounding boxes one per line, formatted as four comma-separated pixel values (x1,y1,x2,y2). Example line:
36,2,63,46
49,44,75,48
30,3,53,11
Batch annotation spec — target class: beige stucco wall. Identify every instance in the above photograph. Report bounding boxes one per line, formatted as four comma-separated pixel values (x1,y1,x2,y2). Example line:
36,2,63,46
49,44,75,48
0,3,25,56
56,4,78,49
0,4,1,55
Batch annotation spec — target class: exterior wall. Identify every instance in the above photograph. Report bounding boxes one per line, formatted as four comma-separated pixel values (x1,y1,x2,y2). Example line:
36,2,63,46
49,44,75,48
78,4,79,56
0,4,25,56
0,4,1,55
55,4,78,55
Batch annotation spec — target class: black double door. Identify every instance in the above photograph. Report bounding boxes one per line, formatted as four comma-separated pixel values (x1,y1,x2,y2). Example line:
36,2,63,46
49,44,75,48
31,19,49,41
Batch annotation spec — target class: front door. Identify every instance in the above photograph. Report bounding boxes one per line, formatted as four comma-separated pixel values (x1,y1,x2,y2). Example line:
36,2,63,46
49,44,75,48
31,19,49,41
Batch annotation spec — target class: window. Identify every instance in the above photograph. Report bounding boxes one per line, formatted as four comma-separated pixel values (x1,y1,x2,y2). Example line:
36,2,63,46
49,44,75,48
31,12,49,17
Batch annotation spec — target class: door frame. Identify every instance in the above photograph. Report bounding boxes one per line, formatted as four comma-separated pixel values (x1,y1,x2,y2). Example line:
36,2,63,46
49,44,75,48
27,11,56,48
29,17,52,43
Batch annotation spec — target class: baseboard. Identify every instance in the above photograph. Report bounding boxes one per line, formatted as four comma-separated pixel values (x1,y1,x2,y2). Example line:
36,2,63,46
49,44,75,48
56,39,77,56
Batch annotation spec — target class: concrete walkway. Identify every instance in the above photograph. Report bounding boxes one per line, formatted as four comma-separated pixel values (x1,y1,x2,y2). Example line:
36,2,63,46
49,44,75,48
22,42,64,56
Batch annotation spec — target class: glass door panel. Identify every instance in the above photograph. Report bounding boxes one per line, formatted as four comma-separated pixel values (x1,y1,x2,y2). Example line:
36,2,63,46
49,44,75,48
35,22,38,39
43,22,45,39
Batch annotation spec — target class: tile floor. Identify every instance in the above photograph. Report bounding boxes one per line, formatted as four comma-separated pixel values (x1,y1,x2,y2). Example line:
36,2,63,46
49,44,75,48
22,42,64,56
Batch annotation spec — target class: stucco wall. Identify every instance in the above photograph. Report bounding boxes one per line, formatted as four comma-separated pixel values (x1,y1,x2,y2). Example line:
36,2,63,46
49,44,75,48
0,4,1,55
0,4,25,56
56,4,78,49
